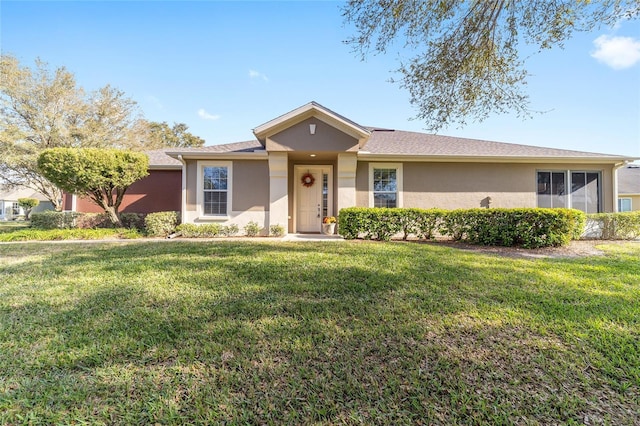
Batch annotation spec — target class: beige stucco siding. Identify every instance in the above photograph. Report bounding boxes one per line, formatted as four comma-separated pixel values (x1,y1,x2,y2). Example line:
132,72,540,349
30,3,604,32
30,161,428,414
233,160,270,211
356,161,616,212
184,159,269,213
267,118,359,152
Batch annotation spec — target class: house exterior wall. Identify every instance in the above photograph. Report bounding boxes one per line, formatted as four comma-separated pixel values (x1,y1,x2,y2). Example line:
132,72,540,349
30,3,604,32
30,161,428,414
356,161,617,212
67,169,182,214
234,160,270,211
182,159,270,228
266,118,359,152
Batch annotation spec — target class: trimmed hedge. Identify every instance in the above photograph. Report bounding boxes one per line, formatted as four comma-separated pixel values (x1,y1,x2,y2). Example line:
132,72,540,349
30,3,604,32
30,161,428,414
145,211,180,237
586,212,640,240
30,211,81,229
338,207,585,248
176,223,221,238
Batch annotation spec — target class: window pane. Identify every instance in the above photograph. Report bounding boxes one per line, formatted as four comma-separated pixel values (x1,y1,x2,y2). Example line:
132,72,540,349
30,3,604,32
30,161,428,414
373,168,398,208
374,193,397,208
552,172,567,208
203,166,228,215
619,198,632,212
585,172,600,213
204,191,227,215
571,172,586,213
537,172,551,208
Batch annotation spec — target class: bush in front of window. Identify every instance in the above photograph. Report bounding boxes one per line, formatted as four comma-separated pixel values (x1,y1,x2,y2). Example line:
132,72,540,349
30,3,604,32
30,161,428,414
175,223,221,238
145,211,179,237
586,211,640,240
338,207,585,248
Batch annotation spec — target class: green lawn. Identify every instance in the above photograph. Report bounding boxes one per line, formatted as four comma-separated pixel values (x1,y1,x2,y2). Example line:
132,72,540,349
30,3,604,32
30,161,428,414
1,241,638,425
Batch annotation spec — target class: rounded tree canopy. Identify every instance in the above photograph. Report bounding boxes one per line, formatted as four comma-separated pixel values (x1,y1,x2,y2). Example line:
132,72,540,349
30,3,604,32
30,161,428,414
37,148,149,196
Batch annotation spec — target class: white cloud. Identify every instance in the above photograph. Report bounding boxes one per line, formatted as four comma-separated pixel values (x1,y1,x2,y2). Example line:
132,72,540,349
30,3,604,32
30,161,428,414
591,35,640,69
249,69,269,81
198,108,220,121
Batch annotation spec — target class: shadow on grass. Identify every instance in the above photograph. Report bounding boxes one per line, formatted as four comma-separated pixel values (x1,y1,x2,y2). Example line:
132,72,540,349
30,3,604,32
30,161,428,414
0,241,638,424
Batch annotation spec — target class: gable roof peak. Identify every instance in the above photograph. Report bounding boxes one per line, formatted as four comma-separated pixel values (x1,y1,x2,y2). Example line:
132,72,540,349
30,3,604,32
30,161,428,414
252,101,371,147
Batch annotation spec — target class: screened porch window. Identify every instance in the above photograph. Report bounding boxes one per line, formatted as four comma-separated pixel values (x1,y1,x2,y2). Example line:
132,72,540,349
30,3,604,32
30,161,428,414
537,171,601,213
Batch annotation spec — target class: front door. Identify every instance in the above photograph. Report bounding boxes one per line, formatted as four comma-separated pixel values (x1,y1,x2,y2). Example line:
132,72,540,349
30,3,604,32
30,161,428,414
296,167,332,233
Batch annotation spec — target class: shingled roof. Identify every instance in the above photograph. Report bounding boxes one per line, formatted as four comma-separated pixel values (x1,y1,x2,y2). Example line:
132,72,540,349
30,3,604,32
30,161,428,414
619,165,640,194
149,127,633,166
361,129,626,160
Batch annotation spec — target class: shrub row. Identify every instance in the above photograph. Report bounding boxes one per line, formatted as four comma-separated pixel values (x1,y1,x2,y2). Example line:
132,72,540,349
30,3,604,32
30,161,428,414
585,211,640,240
338,207,586,248
31,211,148,231
176,223,240,238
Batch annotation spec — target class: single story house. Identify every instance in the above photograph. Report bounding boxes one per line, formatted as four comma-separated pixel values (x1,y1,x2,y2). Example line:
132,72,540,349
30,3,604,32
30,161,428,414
0,185,53,220
64,102,637,234
617,164,640,211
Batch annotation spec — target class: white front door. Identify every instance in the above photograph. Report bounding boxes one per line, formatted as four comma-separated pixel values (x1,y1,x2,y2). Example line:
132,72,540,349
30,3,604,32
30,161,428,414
297,168,323,233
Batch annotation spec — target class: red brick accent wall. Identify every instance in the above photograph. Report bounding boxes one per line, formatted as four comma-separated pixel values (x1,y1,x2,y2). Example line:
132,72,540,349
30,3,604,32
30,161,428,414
65,169,181,214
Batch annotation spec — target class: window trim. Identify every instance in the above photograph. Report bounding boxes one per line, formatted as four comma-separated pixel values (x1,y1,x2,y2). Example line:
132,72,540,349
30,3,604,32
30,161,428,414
369,163,403,208
197,161,232,220
536,169,602,213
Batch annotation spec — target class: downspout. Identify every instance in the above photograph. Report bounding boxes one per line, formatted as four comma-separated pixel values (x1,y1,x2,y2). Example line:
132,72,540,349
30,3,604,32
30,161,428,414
178,155,186,224
612,161,630,212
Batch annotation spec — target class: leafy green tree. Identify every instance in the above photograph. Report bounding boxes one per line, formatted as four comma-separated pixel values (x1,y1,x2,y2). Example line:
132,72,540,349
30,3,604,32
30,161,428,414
343,1,638,130
37,148,149,226
17,198,39,220
144,121,205,148
0,55,149,210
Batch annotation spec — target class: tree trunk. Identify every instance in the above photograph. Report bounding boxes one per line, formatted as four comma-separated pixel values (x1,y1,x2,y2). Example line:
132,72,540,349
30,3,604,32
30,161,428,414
104,205,122,227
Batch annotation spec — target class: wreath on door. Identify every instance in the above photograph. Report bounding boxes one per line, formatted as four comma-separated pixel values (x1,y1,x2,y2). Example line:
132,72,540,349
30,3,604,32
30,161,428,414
301,172,315,188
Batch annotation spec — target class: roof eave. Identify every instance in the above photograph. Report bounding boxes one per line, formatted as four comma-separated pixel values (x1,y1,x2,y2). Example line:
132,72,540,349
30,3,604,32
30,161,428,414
165,151,268,160
356,153,637,164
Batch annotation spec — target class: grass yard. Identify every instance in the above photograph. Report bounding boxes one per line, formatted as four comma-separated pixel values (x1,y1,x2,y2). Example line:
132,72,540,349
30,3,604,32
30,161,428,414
0,240,638,425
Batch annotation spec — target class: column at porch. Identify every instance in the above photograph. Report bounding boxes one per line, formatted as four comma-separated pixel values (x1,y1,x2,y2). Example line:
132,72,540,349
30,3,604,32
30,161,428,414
337,153,358,212
268,152,289,233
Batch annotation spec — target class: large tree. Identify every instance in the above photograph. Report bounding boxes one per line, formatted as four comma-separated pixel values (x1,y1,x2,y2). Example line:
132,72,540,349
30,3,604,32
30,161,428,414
144,121,205,148
0,55,149,210
37,148,149,226
343,0,639,130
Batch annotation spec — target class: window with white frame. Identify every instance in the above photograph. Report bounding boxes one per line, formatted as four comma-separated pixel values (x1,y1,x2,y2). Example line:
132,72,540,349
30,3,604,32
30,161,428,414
370,164,402,208
198,162,232,217
618,198,632,212
537,170,601,213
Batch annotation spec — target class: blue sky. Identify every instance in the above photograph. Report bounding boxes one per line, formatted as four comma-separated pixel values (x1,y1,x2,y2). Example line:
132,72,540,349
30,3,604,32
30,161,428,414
2,1,639,157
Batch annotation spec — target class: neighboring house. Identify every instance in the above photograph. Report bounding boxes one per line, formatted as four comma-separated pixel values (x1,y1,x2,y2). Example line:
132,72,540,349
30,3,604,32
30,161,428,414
0,186,53,220
617,164,640,212
68,102,637,234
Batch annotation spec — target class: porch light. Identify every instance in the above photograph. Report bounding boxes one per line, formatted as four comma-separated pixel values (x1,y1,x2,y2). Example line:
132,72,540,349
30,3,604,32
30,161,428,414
309,124,316,135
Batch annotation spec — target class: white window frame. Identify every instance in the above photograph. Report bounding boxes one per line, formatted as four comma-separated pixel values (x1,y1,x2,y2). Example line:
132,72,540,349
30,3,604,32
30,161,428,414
618,197,632,212
536,170,602,213
369,163,403,208
197,161,232,220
